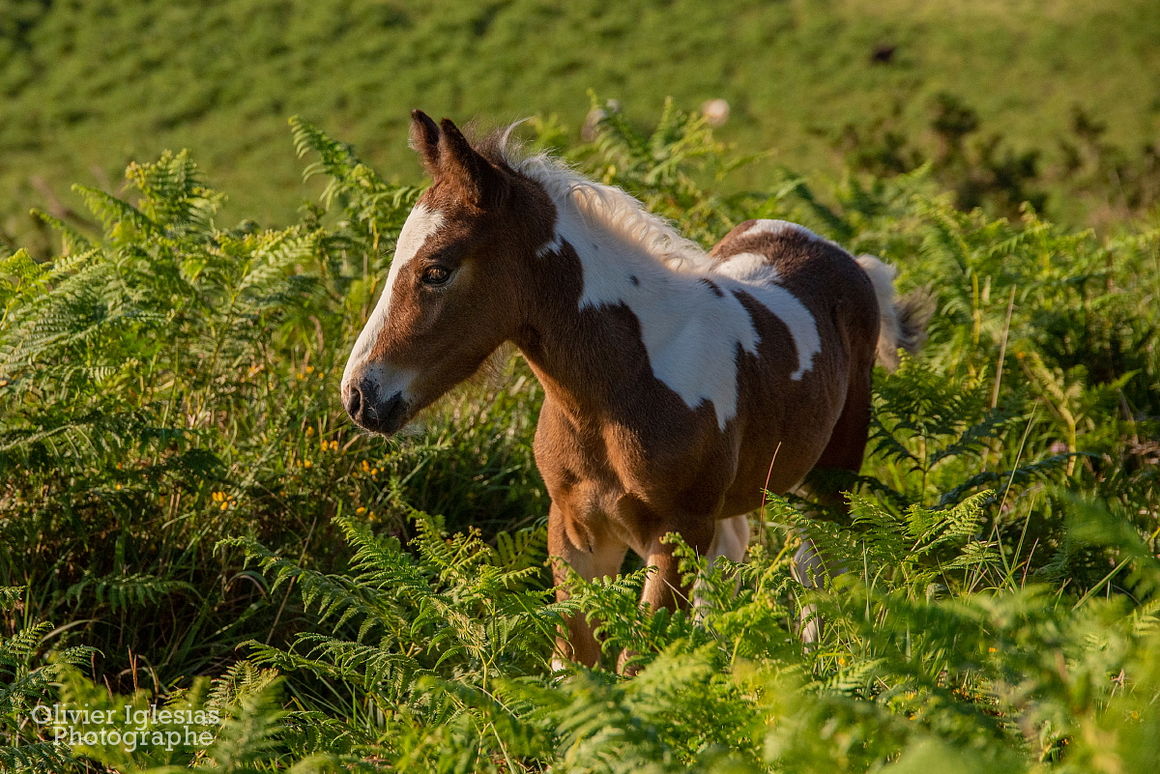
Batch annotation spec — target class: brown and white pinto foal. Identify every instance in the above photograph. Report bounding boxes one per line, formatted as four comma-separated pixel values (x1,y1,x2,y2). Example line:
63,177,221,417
341,111,923,669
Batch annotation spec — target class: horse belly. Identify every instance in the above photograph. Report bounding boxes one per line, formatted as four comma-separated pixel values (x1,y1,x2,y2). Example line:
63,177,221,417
722,360,850,515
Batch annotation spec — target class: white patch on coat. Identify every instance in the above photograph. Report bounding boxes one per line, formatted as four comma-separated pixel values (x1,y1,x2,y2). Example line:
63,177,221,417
713,251,781,283
525,159,821,429
533,188,748,429
714,253,822,381
742,219,829,245
509,147,831,428
342,203,444,400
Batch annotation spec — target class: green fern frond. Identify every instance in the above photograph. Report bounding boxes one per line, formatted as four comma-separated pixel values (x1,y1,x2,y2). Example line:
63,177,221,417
126,149,224,231
73,184,160,240
26,211,94,254
64,573,196,612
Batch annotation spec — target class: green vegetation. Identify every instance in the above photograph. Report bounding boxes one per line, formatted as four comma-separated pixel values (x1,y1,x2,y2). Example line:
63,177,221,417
4,0,1160,257
1,99,1157,771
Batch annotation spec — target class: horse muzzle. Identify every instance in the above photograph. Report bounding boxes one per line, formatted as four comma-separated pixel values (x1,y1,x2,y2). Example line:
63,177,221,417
342,379,410,436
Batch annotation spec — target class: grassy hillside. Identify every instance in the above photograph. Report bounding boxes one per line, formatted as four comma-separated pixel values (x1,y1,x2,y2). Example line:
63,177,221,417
1,104,1157,772
3,0,1160,254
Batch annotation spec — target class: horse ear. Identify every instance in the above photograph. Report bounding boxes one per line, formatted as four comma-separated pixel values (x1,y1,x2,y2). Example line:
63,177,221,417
437,117,507,208
409,110,441,177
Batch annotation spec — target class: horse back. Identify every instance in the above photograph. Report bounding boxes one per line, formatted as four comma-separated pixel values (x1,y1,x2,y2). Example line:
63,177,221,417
711,220,878,330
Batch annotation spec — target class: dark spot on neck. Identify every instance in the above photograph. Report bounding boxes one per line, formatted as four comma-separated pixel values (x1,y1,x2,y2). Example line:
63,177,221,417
699,278,724,297
629,274,639,286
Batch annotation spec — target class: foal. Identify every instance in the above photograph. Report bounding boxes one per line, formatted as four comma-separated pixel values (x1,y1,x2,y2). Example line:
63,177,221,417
341,112,924,668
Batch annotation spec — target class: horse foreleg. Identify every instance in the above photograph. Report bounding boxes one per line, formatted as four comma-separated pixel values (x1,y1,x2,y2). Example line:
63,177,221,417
692,514,750,615
616,520,715,673
547,503,627,671
640,514,716,612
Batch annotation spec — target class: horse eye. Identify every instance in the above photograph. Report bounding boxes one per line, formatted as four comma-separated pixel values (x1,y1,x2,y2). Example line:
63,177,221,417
421,266,452,286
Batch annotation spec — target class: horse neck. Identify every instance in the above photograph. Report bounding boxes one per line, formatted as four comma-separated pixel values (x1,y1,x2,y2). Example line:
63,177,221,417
513,189,705,420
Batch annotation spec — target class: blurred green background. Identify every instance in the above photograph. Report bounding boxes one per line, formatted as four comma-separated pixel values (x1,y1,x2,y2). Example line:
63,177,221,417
4,0,1159,254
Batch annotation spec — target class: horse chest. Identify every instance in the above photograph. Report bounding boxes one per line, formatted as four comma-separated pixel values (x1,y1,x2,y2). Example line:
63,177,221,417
534,400,735,550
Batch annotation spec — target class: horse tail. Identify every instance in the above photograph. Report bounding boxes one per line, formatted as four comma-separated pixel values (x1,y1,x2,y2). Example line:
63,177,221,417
854,255,932,371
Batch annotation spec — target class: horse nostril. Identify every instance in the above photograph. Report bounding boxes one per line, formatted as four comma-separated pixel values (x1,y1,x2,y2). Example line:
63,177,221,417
342,379,408,435
344,383,363,420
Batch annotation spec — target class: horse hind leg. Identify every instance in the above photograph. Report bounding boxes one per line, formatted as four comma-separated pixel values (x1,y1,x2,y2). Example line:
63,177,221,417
792,366,873,642
791,536,827,643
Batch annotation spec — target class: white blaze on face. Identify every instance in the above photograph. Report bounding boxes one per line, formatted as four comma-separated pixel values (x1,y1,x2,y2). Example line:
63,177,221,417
342,203,445,402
